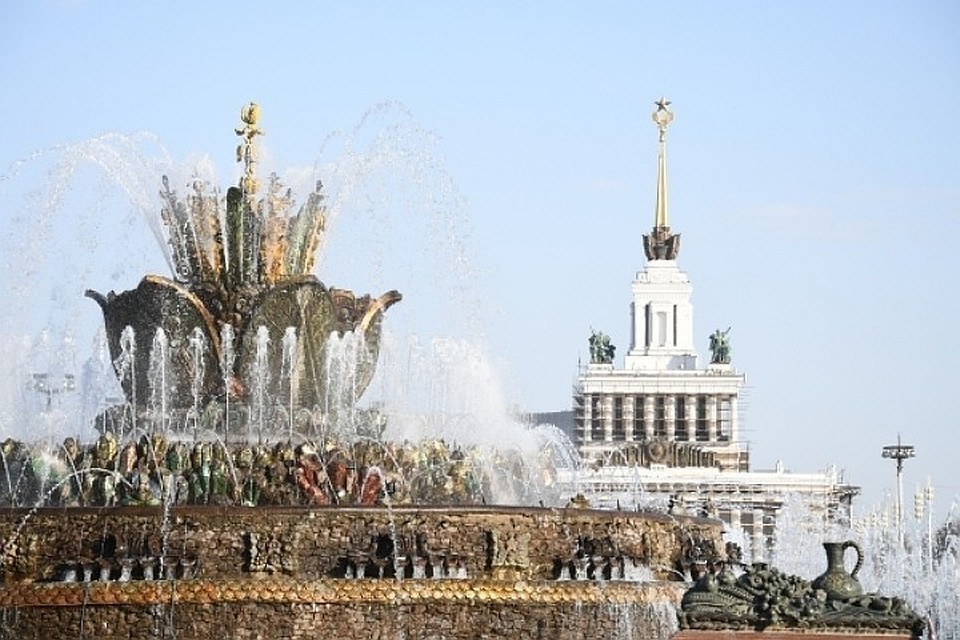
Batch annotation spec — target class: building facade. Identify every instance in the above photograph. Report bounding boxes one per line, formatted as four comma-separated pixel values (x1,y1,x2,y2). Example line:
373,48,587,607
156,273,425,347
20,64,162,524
563,100,858,560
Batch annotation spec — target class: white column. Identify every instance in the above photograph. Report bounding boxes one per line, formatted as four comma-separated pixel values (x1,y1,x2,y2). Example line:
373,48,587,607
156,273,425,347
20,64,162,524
707,395,718,442
665,395,676,440
729,395,739,444
580,395,591,444
624,396,636,442
686,395,697,442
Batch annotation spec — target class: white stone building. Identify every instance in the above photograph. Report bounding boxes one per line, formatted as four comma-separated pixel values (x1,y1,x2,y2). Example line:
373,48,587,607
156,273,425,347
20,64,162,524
560,100,858,559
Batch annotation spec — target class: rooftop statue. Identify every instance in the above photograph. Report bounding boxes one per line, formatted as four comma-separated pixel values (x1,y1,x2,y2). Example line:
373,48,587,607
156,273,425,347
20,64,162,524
708,327,731,365
86,103,401,429
588,330,615,365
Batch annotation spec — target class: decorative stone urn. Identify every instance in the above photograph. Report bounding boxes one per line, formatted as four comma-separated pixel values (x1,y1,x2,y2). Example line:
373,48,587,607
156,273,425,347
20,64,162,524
812,539,864,601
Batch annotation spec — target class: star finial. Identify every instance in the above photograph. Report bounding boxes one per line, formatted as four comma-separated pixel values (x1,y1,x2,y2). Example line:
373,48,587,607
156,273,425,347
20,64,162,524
652,97,675,139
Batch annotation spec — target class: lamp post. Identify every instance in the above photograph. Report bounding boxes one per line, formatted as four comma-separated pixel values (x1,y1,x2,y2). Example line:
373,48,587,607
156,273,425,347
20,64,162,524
882,436,915,545
32,372,76,410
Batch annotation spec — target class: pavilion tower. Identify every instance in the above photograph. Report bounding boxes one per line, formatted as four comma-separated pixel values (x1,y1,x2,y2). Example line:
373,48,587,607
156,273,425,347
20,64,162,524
564,100,858,560
574,99,745,470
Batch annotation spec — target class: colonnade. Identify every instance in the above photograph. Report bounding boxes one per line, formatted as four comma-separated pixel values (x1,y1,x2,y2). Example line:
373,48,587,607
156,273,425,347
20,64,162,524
578,393,737,446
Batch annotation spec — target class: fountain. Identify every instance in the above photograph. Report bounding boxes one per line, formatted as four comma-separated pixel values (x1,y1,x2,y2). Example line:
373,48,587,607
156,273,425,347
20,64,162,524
0,104,724,639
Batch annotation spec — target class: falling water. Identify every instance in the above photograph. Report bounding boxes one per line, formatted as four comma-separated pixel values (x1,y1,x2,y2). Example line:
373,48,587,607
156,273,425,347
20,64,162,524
281,327,297,442
369,335,579,506
323,331,367,441
220,323,236,444
80,330,113,434
114,326,137,438
147,328,170,436
853,509,960,640
251,326,270,444
0,134,181,444
187,326,207,441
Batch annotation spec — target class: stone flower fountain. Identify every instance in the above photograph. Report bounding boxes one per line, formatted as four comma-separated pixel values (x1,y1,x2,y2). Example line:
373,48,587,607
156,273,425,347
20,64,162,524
86,102,401,420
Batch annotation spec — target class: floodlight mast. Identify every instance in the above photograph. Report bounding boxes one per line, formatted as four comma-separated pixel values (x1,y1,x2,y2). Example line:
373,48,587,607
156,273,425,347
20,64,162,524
881,435,915,544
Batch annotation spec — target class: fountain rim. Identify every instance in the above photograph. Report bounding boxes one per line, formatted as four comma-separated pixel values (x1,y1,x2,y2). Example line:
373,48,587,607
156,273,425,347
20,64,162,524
7,503,721,525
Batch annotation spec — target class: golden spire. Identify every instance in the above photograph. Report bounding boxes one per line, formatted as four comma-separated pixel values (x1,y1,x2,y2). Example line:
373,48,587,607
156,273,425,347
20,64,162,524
652,97,674,228
235,102,263,195
642,98,681,261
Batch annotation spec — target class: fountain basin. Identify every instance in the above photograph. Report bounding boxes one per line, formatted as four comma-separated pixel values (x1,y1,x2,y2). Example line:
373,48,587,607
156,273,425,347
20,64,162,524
0,579,686,639
0,505,721,638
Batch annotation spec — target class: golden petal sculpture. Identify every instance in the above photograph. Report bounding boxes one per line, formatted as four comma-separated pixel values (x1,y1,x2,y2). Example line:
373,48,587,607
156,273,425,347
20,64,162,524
87,104,401,431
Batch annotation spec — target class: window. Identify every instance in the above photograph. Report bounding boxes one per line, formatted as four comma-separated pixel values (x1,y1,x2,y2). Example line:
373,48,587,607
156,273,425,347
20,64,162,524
718,396,732,442
675,396,687,440
673,304,678,346
590,395,602,441
612,396,625,441
654,396,666,438
633,395,645,439
696,396,708,441
644,304,651,347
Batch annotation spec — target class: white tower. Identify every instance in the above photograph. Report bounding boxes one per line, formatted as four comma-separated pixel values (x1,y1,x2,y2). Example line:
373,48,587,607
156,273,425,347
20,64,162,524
574,99,745,470
626,99,697,372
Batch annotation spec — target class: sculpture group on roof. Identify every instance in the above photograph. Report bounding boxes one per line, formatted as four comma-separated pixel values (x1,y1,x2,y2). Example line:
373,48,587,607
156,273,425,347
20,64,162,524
588,330,616,365
709,327,731,364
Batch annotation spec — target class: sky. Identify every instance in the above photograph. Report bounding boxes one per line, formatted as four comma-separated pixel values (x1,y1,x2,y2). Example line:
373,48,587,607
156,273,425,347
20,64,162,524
0,1,958,522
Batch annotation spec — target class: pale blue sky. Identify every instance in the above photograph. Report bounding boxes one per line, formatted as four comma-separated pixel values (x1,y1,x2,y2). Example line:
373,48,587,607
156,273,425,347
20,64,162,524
1,1,958,520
